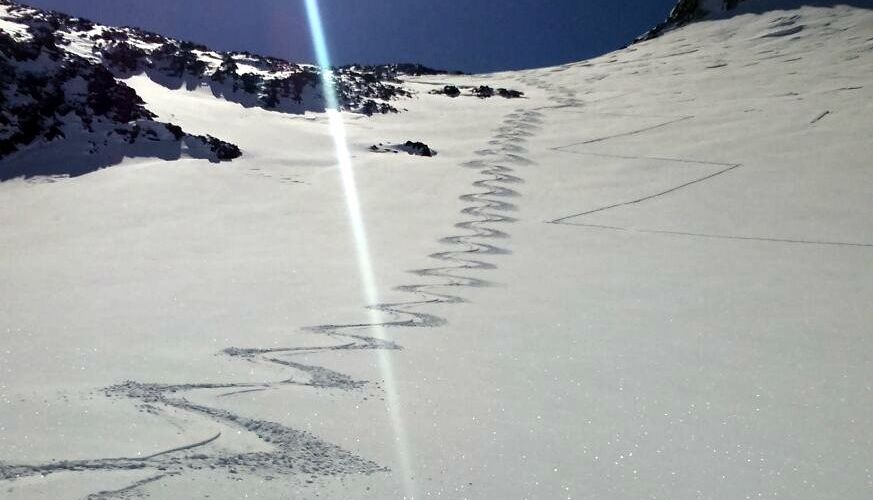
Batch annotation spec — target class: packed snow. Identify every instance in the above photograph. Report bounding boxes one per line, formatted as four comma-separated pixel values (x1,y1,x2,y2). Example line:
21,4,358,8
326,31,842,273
1,1,872,499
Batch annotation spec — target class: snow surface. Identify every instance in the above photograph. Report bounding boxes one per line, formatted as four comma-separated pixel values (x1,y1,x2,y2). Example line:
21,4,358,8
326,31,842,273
0,16,28,40
2,2,873,499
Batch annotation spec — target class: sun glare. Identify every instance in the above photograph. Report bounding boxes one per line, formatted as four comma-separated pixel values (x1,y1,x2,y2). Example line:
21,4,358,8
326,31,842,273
303,1,417,497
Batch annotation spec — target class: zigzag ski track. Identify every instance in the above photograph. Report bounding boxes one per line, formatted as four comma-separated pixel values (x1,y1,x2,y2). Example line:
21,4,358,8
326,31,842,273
0,108,544,498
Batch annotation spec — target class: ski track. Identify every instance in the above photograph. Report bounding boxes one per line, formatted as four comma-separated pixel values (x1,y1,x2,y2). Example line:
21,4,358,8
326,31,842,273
0,107,543,498
519,64,873,250
548,160,742,223
541,112,872,248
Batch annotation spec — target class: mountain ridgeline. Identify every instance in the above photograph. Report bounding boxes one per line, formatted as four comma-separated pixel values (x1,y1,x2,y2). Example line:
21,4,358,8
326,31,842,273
636,0,749,42
0,0,453,177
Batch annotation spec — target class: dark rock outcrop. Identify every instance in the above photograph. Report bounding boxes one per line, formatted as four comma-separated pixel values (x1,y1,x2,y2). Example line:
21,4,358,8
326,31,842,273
471,85,525,99
431,84,524,99
341,63,461,81
401,140,434,157
429,85,462,98
204,135,242,161
443,85,461,97
369,141,436,157
472,85,495,98
497,88,524,99
634,0,749,43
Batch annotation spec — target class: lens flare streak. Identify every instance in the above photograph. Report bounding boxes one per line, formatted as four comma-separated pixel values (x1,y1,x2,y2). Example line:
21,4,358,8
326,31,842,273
303,0,417,497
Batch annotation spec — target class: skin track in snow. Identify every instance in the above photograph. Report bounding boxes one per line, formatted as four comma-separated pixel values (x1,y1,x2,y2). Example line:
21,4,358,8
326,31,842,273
0,108,544,497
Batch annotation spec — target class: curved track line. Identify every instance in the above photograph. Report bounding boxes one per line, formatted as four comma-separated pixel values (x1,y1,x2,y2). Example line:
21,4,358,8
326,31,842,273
137,433,222,461
0,108,544,497
559,222,873,248
546,133,870,248
86,474,170,500
553,115,693,147
548,150,738,167
548,162,741,223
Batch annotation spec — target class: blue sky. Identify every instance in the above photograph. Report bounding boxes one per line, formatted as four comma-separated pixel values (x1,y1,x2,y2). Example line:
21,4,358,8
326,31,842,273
25,0,677,72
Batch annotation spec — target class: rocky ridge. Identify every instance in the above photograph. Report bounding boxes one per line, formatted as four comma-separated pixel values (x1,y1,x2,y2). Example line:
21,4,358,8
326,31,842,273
0,0,451,177
635,0,749,42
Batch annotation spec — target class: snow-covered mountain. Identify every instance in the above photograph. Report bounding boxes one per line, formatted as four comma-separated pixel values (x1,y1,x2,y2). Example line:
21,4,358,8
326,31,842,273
0,1,482,179
0,1,247,178
1,1,872,499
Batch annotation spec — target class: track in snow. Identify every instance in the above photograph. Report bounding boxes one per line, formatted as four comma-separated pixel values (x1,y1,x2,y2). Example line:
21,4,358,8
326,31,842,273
547,149,872,248
0,108,543,497
516,65,872,249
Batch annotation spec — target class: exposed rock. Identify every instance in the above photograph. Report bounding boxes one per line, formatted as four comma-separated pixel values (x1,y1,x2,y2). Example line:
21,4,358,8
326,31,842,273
471,85,524,99
443,85,461,97
152,41,208,78
204,135,242,161
431,84,524,99
342,63,462,81
369,141,436,157
401,140,435,157
99,41,148,73
210,53,238,83
164,123,184,140
634,0,749,43
359,99,397,116
472,85,495,98
429,85,461,98
497,88,524,99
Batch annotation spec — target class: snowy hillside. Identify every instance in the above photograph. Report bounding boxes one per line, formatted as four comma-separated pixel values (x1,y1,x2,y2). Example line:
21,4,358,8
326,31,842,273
2,1,873,499
0,0,510,179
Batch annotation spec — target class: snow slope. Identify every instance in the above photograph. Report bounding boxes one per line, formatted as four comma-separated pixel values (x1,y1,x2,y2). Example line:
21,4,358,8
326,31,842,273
2,1,873,499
